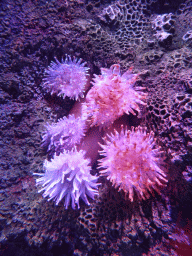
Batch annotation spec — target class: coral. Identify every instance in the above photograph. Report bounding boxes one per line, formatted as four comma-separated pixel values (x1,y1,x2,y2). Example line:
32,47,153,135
183,30,192,42
142,50,164,65
176,0,192,43
151,13,175,47
84,64,146,127
99,126,167,201
77,184,189,255
158,47,192,72
98,3,123,26
42,114,87,155
81,0,164,67
97,1,152,48
152,13,175,34
35,148,99,209
42,55,89,100
183,30,192,48
144,71,192,165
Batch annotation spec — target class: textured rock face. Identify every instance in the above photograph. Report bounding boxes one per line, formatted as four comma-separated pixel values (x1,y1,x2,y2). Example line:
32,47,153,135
77,183,190,255
151,13,175,47
144,71,192,166
0,0,192,255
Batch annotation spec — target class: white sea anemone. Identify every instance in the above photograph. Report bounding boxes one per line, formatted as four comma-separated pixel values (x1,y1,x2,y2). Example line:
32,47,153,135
35,148,99,209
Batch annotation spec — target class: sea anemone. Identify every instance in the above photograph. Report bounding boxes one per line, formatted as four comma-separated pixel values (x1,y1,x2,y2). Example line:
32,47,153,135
42,55,89,100
35,148,99,209
99,126,167,201
42,114,87,155
84,64,146,127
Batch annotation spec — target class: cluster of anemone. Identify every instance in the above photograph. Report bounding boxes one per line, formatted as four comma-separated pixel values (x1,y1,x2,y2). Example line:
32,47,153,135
35,55,167,209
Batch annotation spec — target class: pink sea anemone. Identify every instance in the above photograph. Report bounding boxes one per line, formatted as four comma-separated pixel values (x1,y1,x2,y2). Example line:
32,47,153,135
99,126,167,201
35,148,99,209
43,55,90,100
42,114,87,154
83,64,146,127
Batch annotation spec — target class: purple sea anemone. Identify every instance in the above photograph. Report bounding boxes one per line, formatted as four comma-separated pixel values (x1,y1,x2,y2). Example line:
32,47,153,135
43,55,90,100
42,114,87,154
35,148,99,209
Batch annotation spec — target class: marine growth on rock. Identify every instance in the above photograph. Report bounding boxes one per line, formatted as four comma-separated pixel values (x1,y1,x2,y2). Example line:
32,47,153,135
35,56,167,209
